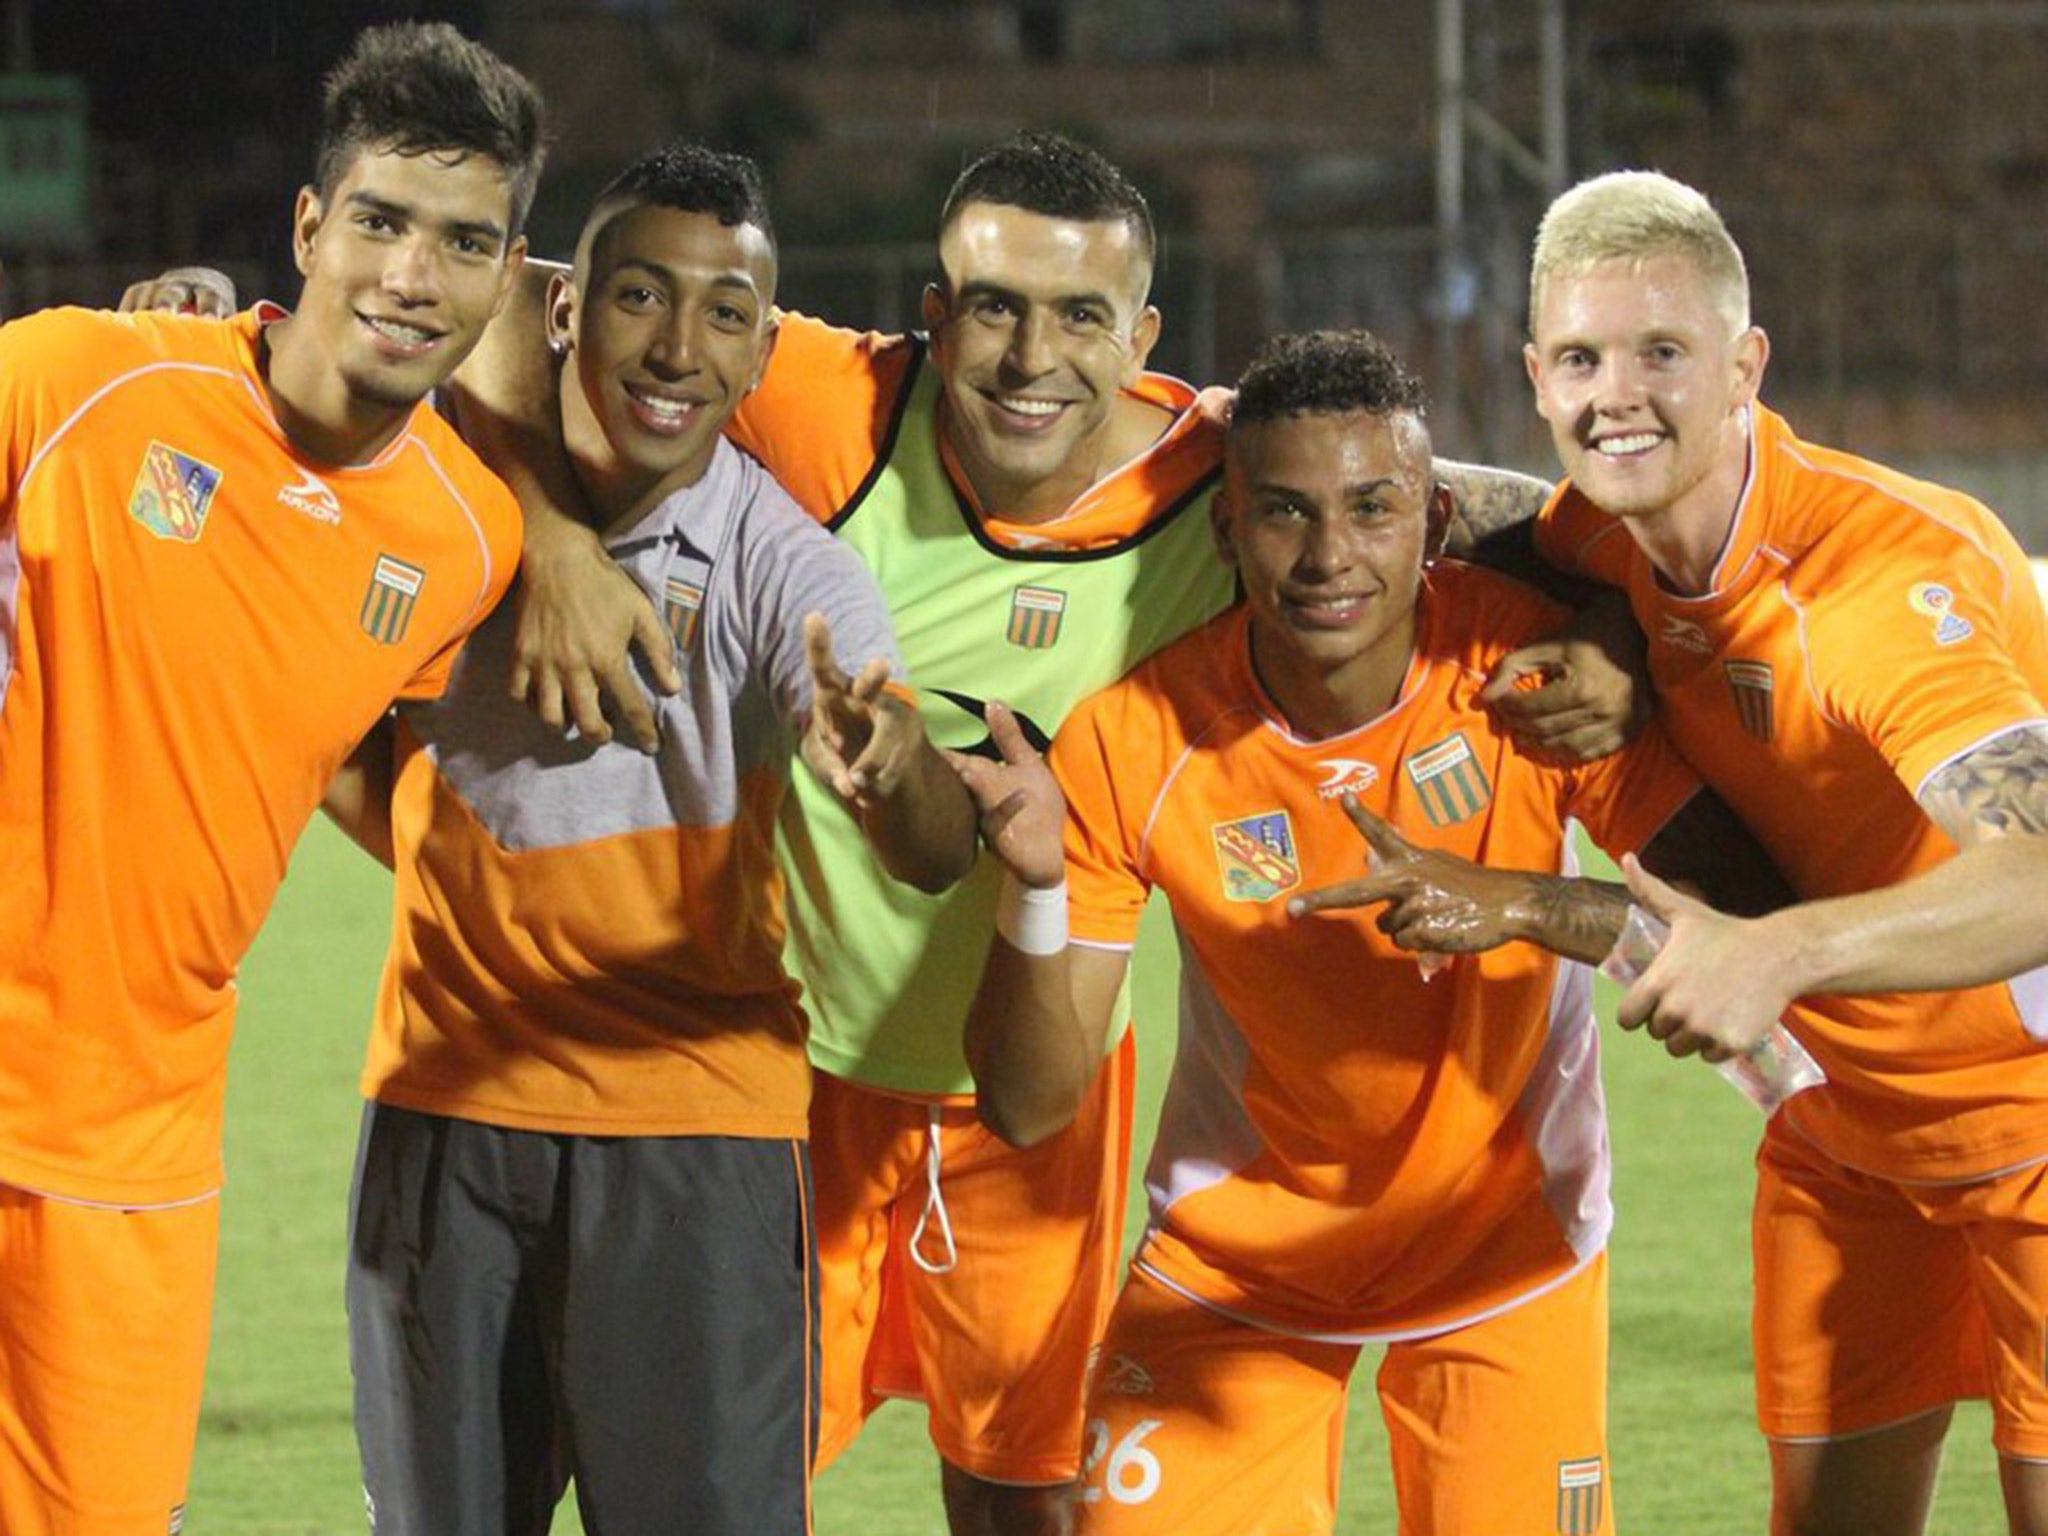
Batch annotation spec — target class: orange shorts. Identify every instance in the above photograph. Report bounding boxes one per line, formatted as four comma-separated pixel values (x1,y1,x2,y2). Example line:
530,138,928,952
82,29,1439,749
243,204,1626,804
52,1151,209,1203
1074,1256,1614,1536
0,1185,219,1536
809,1031,1134,1484
1755,1127,2048,1456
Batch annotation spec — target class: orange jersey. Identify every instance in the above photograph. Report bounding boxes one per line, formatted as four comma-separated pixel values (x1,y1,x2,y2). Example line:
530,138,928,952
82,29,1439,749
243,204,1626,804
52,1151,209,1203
0,306,520,1205
1537,404,2048,1179
1052,564,1703,1338
363,441,901,1138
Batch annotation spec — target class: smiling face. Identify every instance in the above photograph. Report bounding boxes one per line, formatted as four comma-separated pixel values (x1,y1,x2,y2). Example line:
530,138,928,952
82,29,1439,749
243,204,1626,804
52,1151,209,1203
922,201,1161,521
550,202,778,526
1525,251,1767,553
1218,408,1440,737
277,142,523,461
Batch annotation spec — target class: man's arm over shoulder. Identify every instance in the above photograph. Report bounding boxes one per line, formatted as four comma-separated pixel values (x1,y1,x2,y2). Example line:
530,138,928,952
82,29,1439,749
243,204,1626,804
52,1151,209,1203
727,310,913,522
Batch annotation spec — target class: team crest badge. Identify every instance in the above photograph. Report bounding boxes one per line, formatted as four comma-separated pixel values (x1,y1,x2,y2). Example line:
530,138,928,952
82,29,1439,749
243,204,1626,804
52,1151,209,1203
1212,810,1300,903
1404,733,1491,826
665,571,708,652
1007,584,1068,650
1723,658,1775,741
128,441,222,543
359,554,425,645
1556,1457,1604,1536
1908,581,1973,645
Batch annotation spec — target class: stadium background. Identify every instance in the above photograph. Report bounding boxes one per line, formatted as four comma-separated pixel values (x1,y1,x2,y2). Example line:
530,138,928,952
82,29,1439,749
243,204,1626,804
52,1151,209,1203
3,0,2044,1529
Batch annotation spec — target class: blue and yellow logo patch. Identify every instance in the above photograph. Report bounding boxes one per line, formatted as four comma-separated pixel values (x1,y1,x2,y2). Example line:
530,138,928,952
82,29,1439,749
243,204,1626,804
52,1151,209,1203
1404,733,1492,827
1908,582,1973,645
128,441,222,543
1212,810,1300,903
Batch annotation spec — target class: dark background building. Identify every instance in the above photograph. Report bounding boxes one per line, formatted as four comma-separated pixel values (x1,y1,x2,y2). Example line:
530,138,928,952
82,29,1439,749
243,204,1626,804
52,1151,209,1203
4,0,2045,517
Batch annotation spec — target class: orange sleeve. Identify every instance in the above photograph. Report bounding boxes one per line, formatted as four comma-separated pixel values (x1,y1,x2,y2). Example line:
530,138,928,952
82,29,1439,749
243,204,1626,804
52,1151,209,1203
1559,718,1706,860
1047,682,1156,947
1533,484,1635,590
727,311,917,523
0,309,144,505
1804,516,2047,796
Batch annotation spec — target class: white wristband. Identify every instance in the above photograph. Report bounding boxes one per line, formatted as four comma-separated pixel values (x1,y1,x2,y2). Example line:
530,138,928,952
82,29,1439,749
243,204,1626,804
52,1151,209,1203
996,874,1068,956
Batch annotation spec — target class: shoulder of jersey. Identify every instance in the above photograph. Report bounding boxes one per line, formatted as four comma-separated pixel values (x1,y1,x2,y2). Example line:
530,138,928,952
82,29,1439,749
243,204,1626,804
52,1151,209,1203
1425,558,1563,658
1762,411,2004,575
5,304,229,368
772,309,918,379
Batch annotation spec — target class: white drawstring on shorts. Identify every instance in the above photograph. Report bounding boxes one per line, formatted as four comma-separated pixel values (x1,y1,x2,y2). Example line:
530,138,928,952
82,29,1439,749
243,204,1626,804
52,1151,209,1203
907,1104,959,1275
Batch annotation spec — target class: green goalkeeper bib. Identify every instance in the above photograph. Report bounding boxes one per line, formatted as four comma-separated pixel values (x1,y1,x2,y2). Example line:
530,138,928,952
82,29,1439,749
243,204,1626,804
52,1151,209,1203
779,343,1235,1094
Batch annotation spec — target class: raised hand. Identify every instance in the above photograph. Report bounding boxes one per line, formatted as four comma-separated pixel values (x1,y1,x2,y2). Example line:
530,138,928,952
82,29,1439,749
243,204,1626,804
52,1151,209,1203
800,612,922,806
945,700,1065,889
1288,794,1533,954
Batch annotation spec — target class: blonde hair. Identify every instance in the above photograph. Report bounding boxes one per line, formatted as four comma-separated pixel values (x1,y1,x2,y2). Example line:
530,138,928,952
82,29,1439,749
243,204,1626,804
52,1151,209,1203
1529,170,1750,335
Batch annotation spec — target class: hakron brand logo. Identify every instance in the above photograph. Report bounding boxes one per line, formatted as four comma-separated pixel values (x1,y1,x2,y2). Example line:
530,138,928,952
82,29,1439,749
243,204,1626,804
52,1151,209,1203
1314,757,1380,800
277,468,342,525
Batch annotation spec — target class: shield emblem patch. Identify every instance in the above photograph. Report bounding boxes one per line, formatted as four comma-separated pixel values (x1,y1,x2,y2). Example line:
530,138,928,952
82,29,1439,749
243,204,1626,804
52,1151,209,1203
1723,658,1775,741
1404,733,1492,826
1007,585,1067,650
360,554,425,645
1212,811,1299,903
128,441,222,543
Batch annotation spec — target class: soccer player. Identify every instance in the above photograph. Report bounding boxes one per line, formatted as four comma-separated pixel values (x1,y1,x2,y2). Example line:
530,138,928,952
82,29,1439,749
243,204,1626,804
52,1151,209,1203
953,327,1789,1536
462,133,1596,1536
322,141,974,1536
0,23,540,1536
1520,170,2048,1536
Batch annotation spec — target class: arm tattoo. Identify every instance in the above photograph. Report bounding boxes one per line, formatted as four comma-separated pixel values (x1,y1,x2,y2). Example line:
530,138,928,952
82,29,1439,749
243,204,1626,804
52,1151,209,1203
1520,873,1633,961
1920,724,2048,844
1432,459,1553,552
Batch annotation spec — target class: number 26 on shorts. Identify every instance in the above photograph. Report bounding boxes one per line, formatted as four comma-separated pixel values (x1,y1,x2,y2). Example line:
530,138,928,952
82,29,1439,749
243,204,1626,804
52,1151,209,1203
1078,1417,1165,1506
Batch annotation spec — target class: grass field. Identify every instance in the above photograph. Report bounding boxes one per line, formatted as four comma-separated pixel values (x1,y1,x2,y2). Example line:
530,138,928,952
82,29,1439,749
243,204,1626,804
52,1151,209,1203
192,819,2007,1533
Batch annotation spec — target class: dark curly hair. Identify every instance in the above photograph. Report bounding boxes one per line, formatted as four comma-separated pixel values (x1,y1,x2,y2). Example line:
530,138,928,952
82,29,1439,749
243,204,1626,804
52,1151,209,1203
315,22,547,238
1231,330,1431,429
939,130,1154,265
585,140,776,253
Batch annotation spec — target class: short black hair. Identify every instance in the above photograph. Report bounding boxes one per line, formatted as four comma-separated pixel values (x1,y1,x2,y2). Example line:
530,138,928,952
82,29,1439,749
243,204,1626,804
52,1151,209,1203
1231,330,1431,429
587,140,776,254
315,22,547,238
939,131,1154,264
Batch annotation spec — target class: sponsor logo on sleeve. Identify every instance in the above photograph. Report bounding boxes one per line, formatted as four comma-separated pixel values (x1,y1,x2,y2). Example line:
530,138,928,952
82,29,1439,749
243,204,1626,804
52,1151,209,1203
359,554,425,645
1723,658,1776,741
1007,584,1068,649
128,441,222,543
1404,733,1492,826
1556,1457,1604,1535
1212,810,1300,902
1908,581,1973,645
